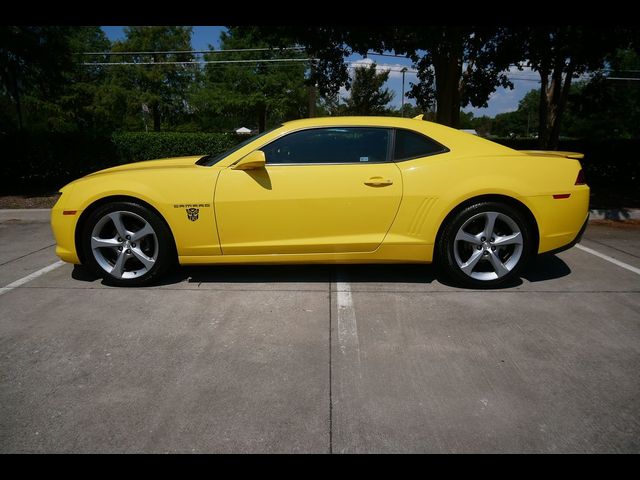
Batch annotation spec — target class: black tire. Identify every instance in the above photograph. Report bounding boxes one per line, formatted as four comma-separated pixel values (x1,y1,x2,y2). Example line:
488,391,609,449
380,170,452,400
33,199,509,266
81,201,176,287
436,201,534,289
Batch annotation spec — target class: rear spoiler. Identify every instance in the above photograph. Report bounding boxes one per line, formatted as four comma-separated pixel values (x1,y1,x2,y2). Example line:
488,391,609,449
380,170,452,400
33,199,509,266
519,150,584,160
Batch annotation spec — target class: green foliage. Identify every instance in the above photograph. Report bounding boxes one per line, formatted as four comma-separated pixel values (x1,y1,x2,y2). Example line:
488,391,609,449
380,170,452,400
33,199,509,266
0,26,75,130
494,138,639,192
252,26,521,127
489,89,540,138
112,131,240,163
562,49,640,139
191,26,308,132
387,103,424,118
518,26,635,148
0,130,242,193
342,63,394,115
108,27,195,132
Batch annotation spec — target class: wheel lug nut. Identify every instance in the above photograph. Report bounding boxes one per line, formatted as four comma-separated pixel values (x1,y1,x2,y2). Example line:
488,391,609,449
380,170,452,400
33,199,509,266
476,245,482,250
117,246,122,251
126,249,131,254
481,237,486,242
126,235,131,240
117,237,122,242
490,237,495,242
491,246,496,251
131,243,136,247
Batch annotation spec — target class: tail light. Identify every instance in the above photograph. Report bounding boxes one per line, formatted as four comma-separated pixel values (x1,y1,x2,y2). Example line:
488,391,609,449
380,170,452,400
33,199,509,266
575,169,586,185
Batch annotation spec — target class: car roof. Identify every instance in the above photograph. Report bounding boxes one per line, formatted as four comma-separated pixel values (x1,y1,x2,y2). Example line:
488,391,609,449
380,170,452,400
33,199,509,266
283,115,432,128
281,115,467,138
280,116,518,156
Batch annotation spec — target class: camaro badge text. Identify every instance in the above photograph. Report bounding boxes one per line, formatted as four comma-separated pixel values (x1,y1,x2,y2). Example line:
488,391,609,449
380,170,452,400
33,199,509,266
173,204,210,222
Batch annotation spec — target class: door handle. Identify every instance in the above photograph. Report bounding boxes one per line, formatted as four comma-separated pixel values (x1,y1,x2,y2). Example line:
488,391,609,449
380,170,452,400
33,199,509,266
364,176,393,187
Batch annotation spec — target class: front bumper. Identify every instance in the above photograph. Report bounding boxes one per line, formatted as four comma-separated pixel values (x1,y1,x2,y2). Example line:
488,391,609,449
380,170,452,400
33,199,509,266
51,190,82,264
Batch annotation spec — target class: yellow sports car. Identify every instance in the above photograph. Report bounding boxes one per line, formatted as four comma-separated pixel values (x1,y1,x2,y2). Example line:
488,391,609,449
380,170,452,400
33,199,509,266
51,116,589,288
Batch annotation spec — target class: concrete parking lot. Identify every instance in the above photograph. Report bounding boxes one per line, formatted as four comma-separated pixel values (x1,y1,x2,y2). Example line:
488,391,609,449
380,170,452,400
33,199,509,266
1,208,639,453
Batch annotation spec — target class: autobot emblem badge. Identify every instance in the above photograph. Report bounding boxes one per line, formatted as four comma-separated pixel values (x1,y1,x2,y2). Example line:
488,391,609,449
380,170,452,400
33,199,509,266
186,208,199,221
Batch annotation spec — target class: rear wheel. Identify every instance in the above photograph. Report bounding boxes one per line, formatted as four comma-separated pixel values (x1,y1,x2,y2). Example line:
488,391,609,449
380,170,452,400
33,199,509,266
437,201,534,288
81,202,175,286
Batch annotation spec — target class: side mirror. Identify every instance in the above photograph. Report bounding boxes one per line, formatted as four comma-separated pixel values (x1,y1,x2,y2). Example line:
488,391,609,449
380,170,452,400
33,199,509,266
232,150,266,171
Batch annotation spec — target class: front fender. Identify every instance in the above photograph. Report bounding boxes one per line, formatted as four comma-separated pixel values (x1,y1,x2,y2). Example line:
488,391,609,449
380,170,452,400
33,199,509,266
60,168,222,259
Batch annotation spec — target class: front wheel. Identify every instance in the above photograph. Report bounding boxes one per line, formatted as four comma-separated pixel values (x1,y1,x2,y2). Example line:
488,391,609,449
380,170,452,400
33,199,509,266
81,201,175,287
437,202,534,288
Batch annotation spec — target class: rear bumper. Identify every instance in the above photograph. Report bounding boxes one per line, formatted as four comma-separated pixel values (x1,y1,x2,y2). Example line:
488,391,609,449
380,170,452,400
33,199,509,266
526,186,590,254
541,212,589,256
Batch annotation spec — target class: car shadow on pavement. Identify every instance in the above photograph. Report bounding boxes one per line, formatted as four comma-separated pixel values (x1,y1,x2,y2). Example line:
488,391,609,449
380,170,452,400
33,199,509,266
73,254,571,289
522,254,572,283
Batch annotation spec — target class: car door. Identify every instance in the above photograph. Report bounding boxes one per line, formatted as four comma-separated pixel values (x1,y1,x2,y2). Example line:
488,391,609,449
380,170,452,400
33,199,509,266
214,126,402,255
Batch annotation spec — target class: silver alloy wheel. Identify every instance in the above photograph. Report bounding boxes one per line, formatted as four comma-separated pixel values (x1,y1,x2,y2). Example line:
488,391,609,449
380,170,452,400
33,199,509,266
90,210,158,279
453,211,523,281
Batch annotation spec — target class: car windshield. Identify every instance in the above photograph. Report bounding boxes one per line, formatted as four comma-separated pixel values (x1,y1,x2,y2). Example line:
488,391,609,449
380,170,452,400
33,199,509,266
199,126,281,166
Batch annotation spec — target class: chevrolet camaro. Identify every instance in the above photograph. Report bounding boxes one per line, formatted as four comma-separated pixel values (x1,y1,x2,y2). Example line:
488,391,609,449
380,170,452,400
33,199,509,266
51,116,589,288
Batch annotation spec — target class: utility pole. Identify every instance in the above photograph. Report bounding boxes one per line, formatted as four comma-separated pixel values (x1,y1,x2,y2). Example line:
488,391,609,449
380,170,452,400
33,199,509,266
401,67,407,117
308,61,317,118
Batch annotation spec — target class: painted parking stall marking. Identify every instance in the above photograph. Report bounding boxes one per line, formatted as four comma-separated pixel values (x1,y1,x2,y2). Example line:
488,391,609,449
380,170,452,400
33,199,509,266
576,244,640,276
0,261,65,297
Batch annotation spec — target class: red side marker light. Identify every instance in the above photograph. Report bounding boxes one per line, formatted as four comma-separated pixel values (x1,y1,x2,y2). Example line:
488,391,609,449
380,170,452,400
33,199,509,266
63,210,77,215
553,194,571,199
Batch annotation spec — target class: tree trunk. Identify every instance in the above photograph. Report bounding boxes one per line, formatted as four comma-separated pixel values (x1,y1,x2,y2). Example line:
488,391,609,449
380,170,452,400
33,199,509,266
152,103,161,132
538,63,575,150
258,104,267,133
433,53,462,128
538,67,550,148
308,84,317,118
10,66,23,129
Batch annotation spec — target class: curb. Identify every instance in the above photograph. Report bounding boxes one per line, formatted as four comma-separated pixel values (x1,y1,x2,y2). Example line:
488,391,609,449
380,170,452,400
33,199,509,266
589,208,640,221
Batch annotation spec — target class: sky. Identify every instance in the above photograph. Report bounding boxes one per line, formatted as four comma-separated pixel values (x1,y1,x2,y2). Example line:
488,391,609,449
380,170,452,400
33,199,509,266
101,26,538,118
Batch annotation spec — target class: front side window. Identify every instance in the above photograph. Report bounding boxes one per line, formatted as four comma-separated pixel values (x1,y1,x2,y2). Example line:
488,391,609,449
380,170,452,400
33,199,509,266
394,129,447,161
198,127,279,166
261,127,391,165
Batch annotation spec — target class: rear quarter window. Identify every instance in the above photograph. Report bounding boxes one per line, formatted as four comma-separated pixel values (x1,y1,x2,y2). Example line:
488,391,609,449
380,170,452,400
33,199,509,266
394,129,448,161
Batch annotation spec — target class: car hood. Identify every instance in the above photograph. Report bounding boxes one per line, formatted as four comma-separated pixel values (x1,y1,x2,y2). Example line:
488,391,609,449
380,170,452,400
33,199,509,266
85,156,206,177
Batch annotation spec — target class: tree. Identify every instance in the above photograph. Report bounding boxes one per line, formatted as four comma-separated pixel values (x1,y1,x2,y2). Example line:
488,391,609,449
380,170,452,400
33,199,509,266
342,63,393,115
562,48,640,140
193,27,308,132
247,26,521,129
109,26,194,131
0,26,74,130
490,89,539,138
44,27,113,133
521,26,636,149
388,26,521,129
389,103,424,118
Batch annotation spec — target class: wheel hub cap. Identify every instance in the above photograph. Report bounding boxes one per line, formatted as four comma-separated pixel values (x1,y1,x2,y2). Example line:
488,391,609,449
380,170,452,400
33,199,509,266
453,211,523,281
90,210,158,279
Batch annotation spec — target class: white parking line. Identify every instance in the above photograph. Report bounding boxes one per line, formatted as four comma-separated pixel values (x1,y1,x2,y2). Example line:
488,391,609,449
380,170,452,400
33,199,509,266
336,279,361,365
576,244,640,276
0,261,65,297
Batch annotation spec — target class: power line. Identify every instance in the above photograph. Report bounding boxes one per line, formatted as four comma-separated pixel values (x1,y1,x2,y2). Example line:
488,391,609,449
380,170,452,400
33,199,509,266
79,57,640,81
78,49,640,76
83,58,317,66
77,47,306,56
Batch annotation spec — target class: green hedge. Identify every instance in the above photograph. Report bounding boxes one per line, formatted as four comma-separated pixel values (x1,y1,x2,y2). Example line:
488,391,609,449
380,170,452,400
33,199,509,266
1,131,638,201
493,138,639,189
0,131,242,193
112,132,241,164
